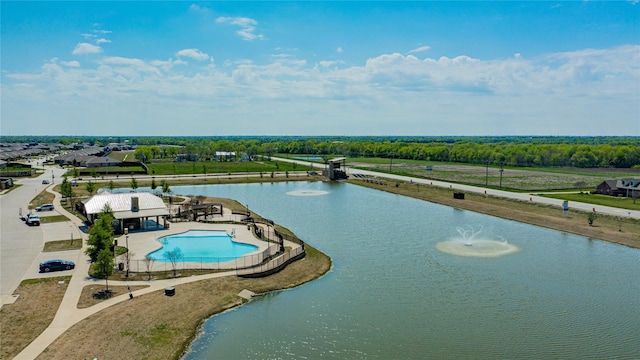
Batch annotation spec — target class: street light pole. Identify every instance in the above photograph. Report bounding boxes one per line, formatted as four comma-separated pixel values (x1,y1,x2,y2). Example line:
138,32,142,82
485,161,489,187
124,228,130,278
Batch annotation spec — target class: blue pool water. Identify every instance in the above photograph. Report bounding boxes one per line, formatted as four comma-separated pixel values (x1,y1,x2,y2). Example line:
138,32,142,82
147,230,258,262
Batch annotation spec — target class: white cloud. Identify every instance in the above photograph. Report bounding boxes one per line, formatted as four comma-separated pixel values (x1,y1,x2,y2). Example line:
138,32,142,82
96,38,112,44
3,44,638,136
319,60,339,68
407,45,431,54
216,16,265,41
61,60,81,67
150,59,187,72
189,4,211,14
72,42,102,55
176,48,210,61
336,47,343,53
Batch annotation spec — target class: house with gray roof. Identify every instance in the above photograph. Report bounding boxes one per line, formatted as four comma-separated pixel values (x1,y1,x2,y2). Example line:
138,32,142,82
595,178,640,198
86,156,122,168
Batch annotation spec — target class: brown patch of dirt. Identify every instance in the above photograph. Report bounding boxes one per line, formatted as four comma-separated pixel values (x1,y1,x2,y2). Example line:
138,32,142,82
77,285,150,309
0,277,70,360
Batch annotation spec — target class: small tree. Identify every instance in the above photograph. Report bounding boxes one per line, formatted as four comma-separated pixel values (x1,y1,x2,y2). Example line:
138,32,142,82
130,177,138,191
60,177,73,202
150,178,157,190
73,167,79,178
108,180,115,193
85,206,115,262
588,211,598,226
164,248,183,278
574,180,587,193
161,180,171,196
94,248,114,292
86,181,96,196
143,257,155,281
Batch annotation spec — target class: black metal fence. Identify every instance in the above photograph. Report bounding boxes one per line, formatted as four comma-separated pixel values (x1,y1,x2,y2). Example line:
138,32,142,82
125,212,307,277
127,243,281,273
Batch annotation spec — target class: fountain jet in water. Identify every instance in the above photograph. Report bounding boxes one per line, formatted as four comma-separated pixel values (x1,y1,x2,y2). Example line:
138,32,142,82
436,225,520,257
456,225,483,246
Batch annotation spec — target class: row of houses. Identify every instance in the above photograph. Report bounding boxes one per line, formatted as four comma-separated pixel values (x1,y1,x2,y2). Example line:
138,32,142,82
53,146,109,166
0,142,67,161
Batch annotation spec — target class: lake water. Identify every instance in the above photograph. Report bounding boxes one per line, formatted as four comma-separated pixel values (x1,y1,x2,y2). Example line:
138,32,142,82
175,181,639,359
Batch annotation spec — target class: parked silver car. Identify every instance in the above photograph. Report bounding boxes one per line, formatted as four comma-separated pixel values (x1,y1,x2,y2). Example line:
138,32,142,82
36,204,54,211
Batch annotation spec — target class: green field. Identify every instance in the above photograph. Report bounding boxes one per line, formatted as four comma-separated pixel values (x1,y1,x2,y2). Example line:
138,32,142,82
540,193,640,211
339,157,639,191
39,215,71,224
146,159,312,176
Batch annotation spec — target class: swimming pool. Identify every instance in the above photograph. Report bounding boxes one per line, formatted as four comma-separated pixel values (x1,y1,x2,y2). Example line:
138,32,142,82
147,230,259,263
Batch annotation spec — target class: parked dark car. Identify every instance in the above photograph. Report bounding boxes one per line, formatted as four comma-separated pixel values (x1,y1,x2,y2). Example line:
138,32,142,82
26,214,41,226
42,179,50,184
39,259,75,272
35,204,54,211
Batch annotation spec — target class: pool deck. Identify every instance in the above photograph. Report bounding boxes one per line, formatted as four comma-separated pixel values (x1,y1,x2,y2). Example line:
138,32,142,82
118,221,274,271
123,222,269,261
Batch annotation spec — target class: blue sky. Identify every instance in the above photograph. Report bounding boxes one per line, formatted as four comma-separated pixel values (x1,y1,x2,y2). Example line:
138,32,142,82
2,1,639,136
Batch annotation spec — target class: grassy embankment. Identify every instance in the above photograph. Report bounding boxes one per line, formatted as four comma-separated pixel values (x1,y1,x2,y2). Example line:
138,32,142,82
349,178,639,249
540,192,640,211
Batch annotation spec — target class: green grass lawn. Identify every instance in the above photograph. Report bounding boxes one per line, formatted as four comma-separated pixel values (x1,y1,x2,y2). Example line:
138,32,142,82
43,239,82,251
39,215,71,224
146,160,312,176
67,166,146,177
541,193,640,211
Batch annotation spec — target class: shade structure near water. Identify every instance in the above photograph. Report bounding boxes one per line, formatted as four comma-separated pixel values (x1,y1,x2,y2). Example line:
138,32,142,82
173,182,640,360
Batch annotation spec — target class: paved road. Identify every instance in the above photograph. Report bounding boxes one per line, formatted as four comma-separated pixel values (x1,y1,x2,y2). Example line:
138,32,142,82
0,162,70,306
272,157,640,220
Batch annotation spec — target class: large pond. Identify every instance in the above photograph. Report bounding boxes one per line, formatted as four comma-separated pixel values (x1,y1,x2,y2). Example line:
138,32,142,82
172,182,639,359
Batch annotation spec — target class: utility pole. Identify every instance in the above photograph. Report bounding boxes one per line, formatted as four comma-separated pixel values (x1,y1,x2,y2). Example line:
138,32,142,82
485,161,489,187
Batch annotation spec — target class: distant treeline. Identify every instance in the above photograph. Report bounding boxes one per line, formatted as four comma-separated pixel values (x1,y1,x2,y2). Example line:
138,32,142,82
3,136,639,168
